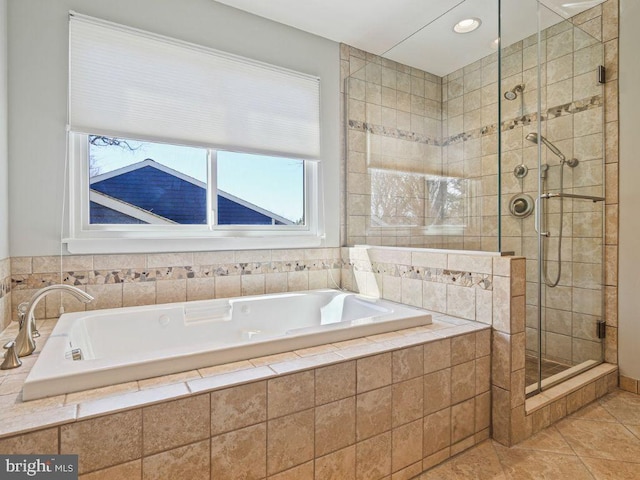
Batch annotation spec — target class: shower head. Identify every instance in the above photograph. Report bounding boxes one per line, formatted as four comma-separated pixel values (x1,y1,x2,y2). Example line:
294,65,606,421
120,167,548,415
525,132,566,162
504,84,524,101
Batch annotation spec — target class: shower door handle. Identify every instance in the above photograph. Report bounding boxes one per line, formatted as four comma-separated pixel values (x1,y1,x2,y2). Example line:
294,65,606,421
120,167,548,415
540,192,605,202
534,196,550,237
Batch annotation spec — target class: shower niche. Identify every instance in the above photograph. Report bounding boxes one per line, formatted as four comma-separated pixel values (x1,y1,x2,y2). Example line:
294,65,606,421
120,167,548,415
344,0,607,396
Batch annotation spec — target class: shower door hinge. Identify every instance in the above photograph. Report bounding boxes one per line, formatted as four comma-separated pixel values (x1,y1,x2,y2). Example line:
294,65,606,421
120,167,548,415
598,65,606,84
597,320,607,339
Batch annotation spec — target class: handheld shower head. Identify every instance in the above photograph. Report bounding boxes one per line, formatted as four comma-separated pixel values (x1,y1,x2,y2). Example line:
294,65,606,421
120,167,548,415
504,84,524,101
525,132,566,162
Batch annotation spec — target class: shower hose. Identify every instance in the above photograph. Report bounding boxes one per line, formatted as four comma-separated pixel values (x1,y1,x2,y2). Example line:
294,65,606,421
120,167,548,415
542,161,566,288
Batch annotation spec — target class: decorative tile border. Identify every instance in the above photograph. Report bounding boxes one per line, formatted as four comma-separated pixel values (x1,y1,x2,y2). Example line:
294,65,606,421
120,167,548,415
0,249,343,325
347,120,440,146
10,259,343,291
347,94,602,149
346,260,492,290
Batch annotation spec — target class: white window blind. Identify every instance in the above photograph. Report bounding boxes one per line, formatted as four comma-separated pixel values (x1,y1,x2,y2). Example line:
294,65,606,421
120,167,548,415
68,13,321,160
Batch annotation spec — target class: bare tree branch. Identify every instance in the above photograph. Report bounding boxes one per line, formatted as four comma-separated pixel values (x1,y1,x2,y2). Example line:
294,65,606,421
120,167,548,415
88,135,140,151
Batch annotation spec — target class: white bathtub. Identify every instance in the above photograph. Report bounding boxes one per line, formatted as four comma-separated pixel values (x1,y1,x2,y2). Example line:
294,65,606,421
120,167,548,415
23,289,432,400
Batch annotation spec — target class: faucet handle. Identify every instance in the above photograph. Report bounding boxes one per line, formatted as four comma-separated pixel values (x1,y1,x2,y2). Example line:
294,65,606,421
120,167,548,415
1,341,22,370
15,302,28,326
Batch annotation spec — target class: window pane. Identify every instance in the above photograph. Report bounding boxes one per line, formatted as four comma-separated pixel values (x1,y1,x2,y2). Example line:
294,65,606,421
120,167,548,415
217,152,304,226
88,135,208,225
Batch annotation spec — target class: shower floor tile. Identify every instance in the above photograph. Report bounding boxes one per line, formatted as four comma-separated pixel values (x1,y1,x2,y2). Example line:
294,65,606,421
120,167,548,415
525,354,572,386
414,389,640,480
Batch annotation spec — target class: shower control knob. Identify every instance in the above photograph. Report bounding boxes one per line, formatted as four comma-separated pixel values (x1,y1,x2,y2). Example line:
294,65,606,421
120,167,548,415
513,199,527,213
509,194,534,218
514,164,528,178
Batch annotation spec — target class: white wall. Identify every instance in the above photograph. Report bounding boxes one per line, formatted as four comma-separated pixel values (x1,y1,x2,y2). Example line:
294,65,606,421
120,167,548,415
618,0,640,380
0,0,8,260
7,0,340,256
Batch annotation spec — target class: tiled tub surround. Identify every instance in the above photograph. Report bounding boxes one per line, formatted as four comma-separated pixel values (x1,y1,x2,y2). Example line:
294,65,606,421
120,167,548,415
0,311,491,479
8,249,342,323
23,290,433,400
339,245,619,446
341,246,505,325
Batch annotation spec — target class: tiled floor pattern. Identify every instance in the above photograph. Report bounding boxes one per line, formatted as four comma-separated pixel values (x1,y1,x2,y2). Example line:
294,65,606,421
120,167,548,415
415,389,640,479
525,354,572,386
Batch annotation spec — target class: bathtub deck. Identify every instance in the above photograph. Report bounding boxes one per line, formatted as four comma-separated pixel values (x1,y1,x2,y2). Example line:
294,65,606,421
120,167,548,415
0,310,488,439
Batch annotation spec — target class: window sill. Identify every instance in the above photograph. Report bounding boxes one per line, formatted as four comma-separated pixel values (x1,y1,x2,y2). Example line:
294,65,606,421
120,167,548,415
64,235,325,254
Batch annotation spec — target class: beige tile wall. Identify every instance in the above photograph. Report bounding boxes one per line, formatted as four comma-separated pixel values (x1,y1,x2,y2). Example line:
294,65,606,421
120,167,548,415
441,54,500,252
342,46,501,251
340,245,621,447
0,257,10,331
0,335,491,479
342,46,452,249
5,249,342,325
342,2,620,374
341,247,496,324
619,375,639,394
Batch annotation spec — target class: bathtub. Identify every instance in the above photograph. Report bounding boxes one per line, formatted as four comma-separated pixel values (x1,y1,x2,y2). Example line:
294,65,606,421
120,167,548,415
22,289,432,400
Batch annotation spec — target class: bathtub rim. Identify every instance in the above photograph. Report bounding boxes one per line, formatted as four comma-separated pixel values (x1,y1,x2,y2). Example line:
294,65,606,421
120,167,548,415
22,289,433,401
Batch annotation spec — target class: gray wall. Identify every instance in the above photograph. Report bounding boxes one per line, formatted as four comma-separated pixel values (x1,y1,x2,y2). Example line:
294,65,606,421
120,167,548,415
619,0,640,380
7,0,340,256
0,0,7,260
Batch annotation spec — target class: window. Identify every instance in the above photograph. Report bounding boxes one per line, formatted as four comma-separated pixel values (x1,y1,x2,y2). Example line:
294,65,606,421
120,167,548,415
86,136,305,228
65,13,323,253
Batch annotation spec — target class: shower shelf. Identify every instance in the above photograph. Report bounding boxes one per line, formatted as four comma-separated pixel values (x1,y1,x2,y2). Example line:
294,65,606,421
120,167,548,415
540,192,605,202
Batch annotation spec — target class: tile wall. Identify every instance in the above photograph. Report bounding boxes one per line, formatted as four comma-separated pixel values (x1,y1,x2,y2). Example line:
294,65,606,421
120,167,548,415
7,249,342,323
341,44,500,250
341,247,498,324
339,245,619,446
0,257,10,331
441,53,500,252
342,0,621,381
342,47,446,248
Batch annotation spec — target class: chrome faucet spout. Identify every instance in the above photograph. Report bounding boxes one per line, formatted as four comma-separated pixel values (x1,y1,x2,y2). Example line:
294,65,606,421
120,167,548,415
14,285,94,358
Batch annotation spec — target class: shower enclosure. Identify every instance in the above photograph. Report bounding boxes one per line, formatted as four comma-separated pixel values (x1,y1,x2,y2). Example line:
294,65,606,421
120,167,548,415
512,2,607,395
344,0,607,396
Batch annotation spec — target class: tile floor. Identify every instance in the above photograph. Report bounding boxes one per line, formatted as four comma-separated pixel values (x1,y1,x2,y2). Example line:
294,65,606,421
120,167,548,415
415,389,640,479
525,354,572,386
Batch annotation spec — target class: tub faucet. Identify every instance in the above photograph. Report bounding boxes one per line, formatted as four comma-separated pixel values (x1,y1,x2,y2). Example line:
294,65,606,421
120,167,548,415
14,285,94,358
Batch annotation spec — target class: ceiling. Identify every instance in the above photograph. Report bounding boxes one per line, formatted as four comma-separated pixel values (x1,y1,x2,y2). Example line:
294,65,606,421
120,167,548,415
213,0,605,76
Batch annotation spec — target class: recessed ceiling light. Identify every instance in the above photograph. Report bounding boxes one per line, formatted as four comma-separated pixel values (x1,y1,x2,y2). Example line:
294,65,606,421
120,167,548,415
453,18,482,34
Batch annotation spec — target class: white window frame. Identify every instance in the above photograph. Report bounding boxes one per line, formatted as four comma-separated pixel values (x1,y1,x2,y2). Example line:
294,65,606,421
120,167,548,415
64,133,324,253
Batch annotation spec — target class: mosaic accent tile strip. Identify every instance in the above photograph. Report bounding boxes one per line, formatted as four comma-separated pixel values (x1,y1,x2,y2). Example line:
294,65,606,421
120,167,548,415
348,120,440,146
345,259,492,290
10,259,343,290
348,95,602,148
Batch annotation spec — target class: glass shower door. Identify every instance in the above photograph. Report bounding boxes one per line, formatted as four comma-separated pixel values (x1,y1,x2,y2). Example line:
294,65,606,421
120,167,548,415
529,3,606,393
